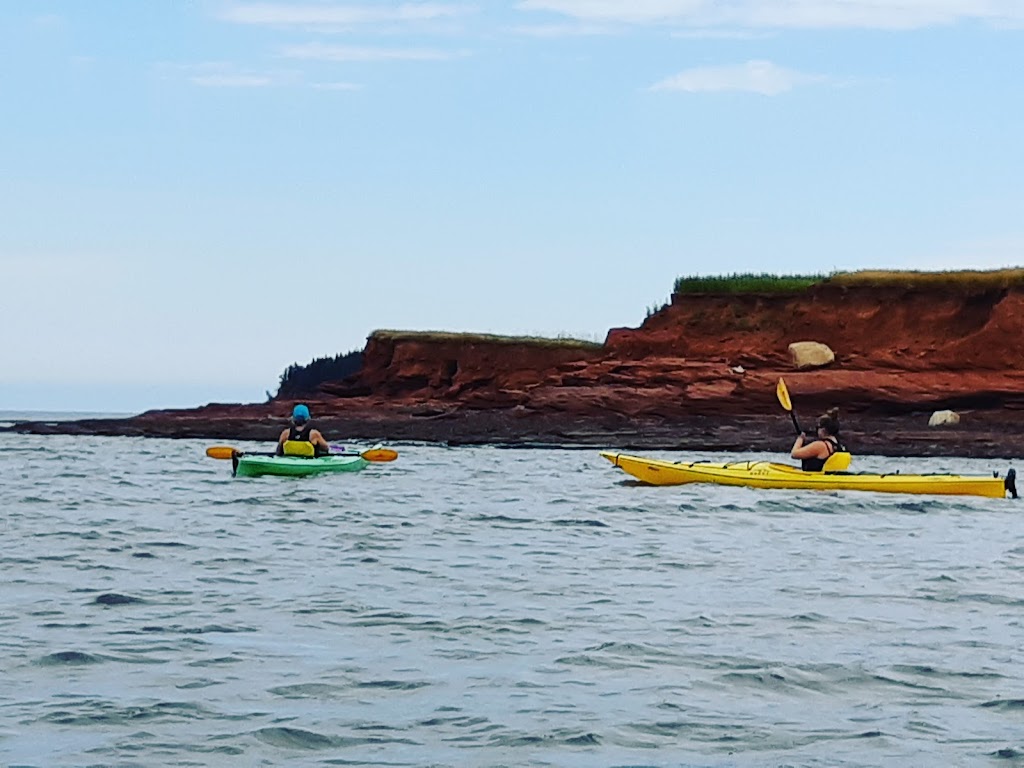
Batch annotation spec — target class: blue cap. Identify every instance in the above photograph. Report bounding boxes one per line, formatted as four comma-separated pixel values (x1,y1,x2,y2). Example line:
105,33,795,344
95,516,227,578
292,404,311,422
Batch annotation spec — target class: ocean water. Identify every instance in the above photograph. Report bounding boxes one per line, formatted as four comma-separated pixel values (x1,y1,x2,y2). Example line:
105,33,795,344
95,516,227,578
2,434,1022,767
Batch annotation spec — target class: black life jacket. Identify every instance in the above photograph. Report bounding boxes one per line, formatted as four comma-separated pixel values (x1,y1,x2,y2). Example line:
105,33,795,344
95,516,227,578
288,424,313,442
801,437,845,472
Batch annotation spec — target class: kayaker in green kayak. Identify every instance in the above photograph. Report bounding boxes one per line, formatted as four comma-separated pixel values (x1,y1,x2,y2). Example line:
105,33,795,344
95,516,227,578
791,407,846,471
277,404,331,457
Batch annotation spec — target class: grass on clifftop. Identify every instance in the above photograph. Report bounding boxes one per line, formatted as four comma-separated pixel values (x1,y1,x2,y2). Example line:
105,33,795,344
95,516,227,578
674,273,827,294
673,268,1024,295
370,329,604,350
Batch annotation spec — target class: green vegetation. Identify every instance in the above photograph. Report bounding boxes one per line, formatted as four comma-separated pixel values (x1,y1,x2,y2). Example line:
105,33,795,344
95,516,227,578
276,350,363,399
370,329,603,350
672,268,1024,295
673,273,828,295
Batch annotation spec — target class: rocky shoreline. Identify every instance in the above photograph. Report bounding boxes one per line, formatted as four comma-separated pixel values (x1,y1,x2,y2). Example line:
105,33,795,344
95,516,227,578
5,406,1024,459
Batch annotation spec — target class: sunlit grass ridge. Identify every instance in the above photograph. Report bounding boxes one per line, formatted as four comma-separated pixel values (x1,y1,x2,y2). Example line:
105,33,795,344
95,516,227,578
370,329,603,349
828,268,1024,289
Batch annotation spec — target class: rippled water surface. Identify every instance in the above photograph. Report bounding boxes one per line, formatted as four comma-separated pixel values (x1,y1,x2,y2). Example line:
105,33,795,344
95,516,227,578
3,434,1024,767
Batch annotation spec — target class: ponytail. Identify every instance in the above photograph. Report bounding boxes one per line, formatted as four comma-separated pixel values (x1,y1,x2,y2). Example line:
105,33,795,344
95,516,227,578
817,407,841,436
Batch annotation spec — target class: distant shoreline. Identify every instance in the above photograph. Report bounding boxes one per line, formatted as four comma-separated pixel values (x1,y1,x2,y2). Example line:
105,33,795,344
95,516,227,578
0,410,135,421
4,410,1023,460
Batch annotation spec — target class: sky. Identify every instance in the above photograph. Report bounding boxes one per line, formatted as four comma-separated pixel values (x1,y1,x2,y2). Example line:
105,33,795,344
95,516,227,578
2,1,1022,413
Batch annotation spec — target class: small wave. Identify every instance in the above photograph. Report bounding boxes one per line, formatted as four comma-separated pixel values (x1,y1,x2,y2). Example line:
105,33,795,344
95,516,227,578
36,650,105,666
136,624,256,635
139,540,193,548
188,656,243,666
871,673,947,693
253,726,419,749
417,714,489,728
892,663,1002,680
471,514,535,525
487,729,602,747
176,679,220,689
254,726,337,749
41,699,210,725
894,501,936,513
268,683,347,698
555,653,648,670
981,699,1024,710
357,679,430,691
92,593,145,606
789,612,828,623
992,747,1023,759
552,518,608,527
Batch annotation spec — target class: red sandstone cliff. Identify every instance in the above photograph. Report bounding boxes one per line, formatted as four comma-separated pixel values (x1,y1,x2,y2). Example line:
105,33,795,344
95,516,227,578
11,273,1024,455
317,284,1024,420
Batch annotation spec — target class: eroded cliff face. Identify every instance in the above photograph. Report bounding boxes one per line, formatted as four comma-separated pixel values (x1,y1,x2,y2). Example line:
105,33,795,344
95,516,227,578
317,286,1024,420
607,286,1024,370
321,332,606,407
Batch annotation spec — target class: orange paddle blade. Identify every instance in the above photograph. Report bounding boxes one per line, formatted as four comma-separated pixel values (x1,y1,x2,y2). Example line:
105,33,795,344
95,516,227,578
362,448,398,463
206,446,238,460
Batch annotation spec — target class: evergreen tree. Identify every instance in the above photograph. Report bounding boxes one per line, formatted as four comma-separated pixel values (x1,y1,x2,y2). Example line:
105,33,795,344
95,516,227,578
276,350,363,399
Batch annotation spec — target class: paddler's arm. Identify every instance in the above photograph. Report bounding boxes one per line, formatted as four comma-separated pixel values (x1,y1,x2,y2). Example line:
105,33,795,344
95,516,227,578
791,434,827,460
310,429,331,455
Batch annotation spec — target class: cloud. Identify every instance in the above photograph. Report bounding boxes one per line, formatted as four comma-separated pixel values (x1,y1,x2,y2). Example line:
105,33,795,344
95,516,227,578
220,2,471,27
162,62,300,88
650,60,826,95
170,63,364,90
517,0,705,24
670,28,769,40
280,42,466,61
517,0,1024,30
509,22,618,36
32,13,65,27
310,81,364,90
192,73,278,87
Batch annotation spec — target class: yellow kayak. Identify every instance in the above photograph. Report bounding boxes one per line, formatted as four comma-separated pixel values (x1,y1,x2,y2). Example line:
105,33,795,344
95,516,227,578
600,452,1017,499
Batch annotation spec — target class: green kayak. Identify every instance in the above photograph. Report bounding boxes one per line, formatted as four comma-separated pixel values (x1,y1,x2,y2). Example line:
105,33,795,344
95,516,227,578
233,453,368,478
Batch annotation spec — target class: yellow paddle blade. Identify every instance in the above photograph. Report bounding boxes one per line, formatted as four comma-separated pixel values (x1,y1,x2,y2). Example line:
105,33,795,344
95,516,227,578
362,448,398,463
206,446,238,460
776,378,792,412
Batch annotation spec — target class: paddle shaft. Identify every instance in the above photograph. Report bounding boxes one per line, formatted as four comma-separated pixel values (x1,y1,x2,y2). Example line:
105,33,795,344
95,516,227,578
789,411,803,436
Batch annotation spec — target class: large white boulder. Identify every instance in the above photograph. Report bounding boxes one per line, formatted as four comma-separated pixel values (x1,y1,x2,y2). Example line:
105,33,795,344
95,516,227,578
928,410,961,427
788,341,835,370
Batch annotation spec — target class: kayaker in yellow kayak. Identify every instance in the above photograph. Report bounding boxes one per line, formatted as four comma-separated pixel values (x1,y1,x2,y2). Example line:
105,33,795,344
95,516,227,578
790,408,846,471
277,404,331,457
